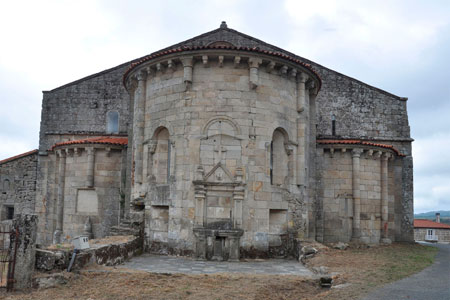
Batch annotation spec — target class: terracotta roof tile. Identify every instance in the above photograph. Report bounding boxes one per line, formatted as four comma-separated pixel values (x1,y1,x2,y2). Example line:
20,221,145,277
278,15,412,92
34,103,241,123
51,137,128,150
122,45,322,90
0,149,38,165
317,139,404,156
414,219,450,229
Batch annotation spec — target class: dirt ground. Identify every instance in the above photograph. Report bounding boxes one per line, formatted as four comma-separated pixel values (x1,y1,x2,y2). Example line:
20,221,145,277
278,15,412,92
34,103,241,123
0,243,437,300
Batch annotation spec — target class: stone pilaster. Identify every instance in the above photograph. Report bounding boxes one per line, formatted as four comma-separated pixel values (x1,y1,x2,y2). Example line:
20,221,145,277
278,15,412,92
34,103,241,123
351,148,363,240
194,166,206,226
86,147,95,188
248,57,262,89
54,150,66,244
133,70,147,185
380,152,392,243
296,73,309,186
181,57,194,88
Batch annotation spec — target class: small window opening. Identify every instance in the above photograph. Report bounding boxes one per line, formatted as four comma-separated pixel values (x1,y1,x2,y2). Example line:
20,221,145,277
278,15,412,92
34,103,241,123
106,111,119,134
2,179,10,194
6,206,14,220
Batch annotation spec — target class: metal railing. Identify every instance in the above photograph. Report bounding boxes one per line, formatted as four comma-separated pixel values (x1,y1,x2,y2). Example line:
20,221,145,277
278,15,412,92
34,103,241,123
425,234,438,241
0,225,19,292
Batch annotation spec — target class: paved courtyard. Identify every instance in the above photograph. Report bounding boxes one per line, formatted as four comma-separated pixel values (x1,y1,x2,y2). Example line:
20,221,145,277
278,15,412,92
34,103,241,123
118,254,314,276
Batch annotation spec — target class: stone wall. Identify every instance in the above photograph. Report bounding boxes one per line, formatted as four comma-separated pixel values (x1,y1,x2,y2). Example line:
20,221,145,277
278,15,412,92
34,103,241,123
127,54,316,256
38,65,130,152
35,146,125,245
317,148,399,244
0,151,38,220
414,228,450,243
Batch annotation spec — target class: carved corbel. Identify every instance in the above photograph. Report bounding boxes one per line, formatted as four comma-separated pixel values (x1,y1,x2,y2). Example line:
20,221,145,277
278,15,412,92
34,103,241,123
306,79,318,95
156,63,163,72
375,151,382,159
202,55,208,67
289,68,297,79
266,61,276,73
168,59,176,70
105,147,111,157
218,56,224,67
248,57,262,89
330,148,335,158
280,65,288,76
234,56,241,67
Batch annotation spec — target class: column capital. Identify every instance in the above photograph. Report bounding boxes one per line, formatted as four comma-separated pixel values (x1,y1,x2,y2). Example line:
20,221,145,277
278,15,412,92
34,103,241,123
56,149,65,158
381,152,392,161
136,70,147,81
181,56,194,67
248,57,262,68
86,147,95,154
351,148,364,157
299,72,309,83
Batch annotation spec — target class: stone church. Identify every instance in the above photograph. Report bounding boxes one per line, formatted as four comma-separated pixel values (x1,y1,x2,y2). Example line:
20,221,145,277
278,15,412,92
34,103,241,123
0,22,414,260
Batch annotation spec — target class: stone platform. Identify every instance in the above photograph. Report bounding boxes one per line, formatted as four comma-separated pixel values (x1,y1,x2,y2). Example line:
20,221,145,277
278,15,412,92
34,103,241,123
118,254,314,276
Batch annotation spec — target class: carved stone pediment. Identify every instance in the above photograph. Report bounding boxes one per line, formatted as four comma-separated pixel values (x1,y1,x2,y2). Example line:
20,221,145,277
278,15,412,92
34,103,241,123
204,162,234,184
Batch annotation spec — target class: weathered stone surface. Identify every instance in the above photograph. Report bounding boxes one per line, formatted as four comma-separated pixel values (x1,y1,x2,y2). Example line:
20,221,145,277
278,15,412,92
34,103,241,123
0,151,38,219
11,214,38,290
33,273,68,289
35,249,69,271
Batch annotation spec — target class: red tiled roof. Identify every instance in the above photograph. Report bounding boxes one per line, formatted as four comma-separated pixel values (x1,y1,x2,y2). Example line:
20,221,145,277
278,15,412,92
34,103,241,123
0,149,38,165
414,219,450,229
317,139,404,156
51,137,128,150
122,45,322,90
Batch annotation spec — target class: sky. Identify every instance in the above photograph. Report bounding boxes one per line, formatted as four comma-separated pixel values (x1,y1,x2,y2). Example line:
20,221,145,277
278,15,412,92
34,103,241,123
0,0,449,213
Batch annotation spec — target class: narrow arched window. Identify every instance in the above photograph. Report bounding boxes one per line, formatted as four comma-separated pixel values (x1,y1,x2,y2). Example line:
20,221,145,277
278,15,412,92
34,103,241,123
3,179,10,191
106,111,119,134
331,114,336,136
153,127,170,184
271,129,289,186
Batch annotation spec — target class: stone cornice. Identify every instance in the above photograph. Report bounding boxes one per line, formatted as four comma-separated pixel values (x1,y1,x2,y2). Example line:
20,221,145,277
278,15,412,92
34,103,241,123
123,47,321,92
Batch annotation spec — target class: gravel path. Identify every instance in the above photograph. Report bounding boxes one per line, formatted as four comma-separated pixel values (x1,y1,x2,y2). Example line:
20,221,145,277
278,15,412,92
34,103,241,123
362,243,450,300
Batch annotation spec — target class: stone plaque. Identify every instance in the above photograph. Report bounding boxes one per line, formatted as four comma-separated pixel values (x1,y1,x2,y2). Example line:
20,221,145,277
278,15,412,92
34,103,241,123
77,189,98,214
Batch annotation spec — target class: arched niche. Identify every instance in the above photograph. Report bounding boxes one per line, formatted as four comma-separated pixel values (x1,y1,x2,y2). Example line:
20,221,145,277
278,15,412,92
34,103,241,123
200,117,242,172
271,128,290,186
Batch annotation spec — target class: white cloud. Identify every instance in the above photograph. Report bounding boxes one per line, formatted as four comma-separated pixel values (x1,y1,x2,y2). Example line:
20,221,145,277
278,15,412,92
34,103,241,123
283,0,449,74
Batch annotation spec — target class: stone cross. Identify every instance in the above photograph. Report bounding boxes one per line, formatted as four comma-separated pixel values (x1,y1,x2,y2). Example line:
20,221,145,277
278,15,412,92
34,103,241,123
214,145,227,163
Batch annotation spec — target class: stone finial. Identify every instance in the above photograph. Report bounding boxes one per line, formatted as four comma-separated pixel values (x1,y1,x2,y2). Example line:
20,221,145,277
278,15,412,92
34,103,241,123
220,21,227,29
195,165,205,181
